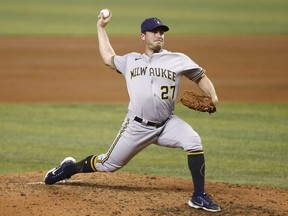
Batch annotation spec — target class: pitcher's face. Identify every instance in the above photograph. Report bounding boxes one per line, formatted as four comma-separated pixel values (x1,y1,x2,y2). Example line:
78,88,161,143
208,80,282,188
141,28,165,53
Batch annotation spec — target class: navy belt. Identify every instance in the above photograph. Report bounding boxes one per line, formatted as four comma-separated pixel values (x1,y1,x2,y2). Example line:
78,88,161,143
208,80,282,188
134,116,167,128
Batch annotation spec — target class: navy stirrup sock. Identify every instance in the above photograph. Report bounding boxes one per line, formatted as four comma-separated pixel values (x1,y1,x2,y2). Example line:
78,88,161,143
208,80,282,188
188,151,205,195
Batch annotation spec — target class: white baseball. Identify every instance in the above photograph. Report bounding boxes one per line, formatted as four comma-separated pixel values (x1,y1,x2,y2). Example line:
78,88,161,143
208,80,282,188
100,9,110,18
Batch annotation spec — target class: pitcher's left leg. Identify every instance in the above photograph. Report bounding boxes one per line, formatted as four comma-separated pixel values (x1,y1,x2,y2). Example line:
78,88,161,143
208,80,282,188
157,115,221,212
157,115,205,193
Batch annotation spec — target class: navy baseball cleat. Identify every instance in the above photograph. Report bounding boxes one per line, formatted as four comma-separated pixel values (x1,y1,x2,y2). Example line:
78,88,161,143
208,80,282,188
188,193,221,212
44,157,76,185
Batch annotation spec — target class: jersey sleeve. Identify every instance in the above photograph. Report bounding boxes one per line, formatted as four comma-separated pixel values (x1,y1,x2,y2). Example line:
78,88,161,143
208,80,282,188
113,52,139,75
183,68,205,81
177,53,205,81
113,55,128,75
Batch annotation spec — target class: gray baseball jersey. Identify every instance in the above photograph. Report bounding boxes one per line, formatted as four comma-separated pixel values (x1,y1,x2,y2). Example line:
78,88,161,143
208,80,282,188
95,49,204,172
114,49,204,122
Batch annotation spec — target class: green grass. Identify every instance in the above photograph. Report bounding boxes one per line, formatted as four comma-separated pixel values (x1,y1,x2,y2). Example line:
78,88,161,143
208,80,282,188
0,0,287,35
0,103,287,189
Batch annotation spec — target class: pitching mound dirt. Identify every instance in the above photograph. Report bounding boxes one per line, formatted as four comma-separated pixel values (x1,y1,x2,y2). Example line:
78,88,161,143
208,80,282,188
0,172,287,216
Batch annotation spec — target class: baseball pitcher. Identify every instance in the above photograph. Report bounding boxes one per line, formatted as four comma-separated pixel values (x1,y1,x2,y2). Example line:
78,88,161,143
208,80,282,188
44,9,221,212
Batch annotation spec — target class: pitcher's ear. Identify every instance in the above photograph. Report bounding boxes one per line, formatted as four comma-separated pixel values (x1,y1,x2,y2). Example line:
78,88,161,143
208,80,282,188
140,33,145,41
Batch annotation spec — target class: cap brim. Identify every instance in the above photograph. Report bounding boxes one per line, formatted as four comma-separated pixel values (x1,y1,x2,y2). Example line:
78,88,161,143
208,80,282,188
146,25,169,32
159,25,169,32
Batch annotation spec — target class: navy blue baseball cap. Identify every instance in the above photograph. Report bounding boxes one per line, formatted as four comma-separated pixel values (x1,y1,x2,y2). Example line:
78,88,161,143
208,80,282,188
141,17,169,33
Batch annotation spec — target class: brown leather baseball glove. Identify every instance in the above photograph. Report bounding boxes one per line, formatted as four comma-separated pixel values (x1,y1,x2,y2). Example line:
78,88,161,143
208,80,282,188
180,91,216,113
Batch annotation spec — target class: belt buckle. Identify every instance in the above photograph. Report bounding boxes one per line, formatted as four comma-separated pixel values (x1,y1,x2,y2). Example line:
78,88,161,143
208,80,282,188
134,116,165,128
141,119,148,126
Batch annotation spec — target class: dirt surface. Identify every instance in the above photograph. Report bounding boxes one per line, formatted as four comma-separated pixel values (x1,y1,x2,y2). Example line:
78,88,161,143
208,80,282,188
0,172,287,216
0,36,288,103
0,36,288,215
